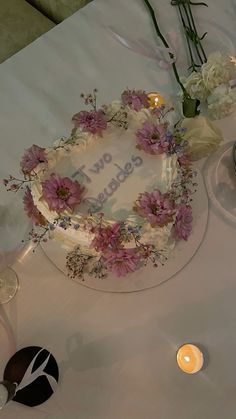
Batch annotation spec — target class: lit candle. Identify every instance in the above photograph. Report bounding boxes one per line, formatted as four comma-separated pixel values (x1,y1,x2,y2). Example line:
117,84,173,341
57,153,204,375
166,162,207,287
176,344,204,374
147,92,165,108
229,55,236,65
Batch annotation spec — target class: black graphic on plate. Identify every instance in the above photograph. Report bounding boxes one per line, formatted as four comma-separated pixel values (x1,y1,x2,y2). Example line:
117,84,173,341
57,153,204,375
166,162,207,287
3,346,59,407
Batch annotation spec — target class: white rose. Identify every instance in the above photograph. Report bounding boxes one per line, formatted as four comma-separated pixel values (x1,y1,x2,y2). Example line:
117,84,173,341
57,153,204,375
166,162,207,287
201,52,236,91
180,115,223,160
182,71,209,102
207,84,236,120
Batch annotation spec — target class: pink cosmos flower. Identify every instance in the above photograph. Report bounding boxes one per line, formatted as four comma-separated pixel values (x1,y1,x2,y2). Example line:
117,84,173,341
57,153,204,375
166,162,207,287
23,187,46,226
42,173,84,214
135,190,176,227
121,89,149,111
136,122,171,155
72,110,107,136
20,145,47,174
90,223,121,252
174,204,193,241
103,248,141,277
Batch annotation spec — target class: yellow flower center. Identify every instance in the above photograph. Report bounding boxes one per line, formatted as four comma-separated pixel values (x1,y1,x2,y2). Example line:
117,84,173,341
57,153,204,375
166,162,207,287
57,187,69,200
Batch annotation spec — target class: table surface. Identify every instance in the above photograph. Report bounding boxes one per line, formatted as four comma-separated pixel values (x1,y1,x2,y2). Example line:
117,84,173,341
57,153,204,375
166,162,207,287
1,0,236,417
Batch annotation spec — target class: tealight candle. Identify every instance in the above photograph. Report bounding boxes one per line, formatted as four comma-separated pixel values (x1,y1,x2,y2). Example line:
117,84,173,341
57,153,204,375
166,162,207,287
176,344,204,374
229,55,236,65
147,92,165,108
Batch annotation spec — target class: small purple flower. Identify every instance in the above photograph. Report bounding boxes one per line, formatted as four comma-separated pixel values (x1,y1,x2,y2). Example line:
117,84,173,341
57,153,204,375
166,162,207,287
178,153,192,168
136,122,172,155
134,190,176,227
91,223,121,252
121,89,149,111
23,187,46,226
103,248,141,277
42,173,84,214
174,204,193,241
20,145,47,174
72,110,107,136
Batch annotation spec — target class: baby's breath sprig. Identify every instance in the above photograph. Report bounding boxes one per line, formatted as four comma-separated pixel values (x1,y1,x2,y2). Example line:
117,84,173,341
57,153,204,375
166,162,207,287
81,88,98,110
2,175,32,192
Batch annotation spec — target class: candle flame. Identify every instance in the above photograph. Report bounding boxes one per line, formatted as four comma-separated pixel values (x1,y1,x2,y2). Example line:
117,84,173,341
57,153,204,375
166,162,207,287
229,55,236,65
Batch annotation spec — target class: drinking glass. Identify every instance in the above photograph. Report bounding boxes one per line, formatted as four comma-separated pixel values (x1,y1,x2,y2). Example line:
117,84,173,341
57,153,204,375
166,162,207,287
0,191,31,304
0,380,17,409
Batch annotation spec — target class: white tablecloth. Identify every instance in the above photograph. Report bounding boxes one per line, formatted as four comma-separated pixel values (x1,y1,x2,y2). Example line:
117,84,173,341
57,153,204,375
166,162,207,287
1,0,236,417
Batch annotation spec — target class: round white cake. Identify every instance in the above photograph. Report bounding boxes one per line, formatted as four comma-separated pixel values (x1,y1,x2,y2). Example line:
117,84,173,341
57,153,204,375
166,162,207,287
16,90,195,279
31,107,178,255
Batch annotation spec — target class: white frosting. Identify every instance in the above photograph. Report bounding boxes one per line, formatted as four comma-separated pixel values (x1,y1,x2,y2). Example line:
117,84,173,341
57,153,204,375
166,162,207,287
31,109,179,254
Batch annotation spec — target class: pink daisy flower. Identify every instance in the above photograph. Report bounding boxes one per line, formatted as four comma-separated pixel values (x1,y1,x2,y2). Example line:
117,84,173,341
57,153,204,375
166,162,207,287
23,187,46,226
90,223,121,252
136,122,172,155
20,145,47,174
121,89,149,111
103,248,141,277
135,190,176,227
174,204,193,241
42,173,84,214
72,110,107,136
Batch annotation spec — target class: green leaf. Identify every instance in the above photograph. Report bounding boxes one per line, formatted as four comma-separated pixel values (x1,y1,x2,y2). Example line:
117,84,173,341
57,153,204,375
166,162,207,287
171,0,190,4
182,98,200,118
190,1,208,6
200,32,208,40
185,27,198,43
187,64,201,71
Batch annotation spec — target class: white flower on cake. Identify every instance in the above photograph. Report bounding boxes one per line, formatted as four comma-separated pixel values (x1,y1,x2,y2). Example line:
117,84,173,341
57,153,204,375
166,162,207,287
180,115,223,161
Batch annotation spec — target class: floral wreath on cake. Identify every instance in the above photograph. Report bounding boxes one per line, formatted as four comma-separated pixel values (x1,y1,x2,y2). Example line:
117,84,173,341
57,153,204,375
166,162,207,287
4,89,220,279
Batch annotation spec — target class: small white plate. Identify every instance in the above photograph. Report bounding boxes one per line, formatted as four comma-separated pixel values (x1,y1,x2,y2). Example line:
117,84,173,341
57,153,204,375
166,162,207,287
203,141,236,225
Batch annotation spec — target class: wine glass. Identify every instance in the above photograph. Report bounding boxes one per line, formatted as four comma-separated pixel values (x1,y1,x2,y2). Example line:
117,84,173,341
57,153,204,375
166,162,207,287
0,191,31,304
0,381,17,409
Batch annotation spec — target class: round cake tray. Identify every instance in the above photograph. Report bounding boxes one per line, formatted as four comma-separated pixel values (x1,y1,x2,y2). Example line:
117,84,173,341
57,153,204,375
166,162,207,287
203,141,236,226
41,171,208,293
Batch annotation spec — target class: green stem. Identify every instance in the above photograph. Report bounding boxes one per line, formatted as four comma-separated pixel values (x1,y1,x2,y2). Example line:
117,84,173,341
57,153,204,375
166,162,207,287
178,4,197,71
186,2,207,62
143,0,189,97
182,3,204,65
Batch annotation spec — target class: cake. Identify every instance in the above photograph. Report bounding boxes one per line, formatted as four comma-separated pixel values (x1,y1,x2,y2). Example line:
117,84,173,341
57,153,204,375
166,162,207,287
9,90,196,279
